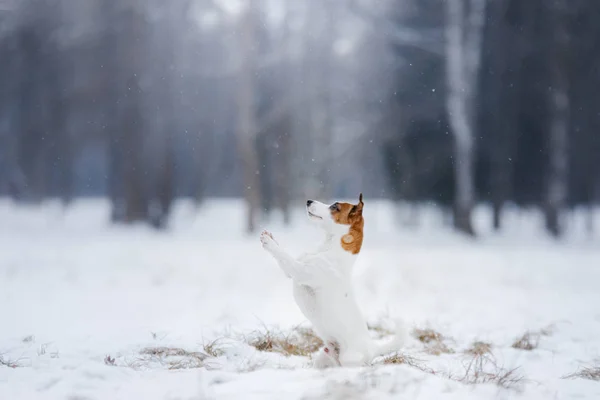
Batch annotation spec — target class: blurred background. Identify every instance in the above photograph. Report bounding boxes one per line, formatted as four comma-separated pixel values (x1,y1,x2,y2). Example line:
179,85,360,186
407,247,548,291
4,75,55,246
0,0,599,237
2,2,600,397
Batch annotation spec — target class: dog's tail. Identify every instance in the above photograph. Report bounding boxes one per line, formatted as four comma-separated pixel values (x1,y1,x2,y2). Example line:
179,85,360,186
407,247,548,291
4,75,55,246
371,319,407,358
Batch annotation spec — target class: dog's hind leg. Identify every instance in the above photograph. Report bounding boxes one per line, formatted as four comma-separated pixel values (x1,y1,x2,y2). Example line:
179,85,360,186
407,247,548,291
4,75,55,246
338,349,367,367
313,347,339,369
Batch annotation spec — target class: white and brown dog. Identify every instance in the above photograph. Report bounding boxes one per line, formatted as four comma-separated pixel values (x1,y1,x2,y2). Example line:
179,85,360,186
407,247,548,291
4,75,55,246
260,194,403,368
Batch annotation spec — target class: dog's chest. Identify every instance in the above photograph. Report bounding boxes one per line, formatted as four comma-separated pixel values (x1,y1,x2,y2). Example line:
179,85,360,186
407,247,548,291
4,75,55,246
293,283,319,317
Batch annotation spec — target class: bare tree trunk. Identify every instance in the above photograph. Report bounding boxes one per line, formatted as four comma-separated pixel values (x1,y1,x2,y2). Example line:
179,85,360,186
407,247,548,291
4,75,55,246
269,116,292,225
120,5,148,223
272,3,293,225
289,1,311,201
0,33,23,199
303,0,335,200
153,137,173,228
491,120,515,231
277,129,292,225
47,41,72,206
445,0,486,236
545,0,569,238
16,27,47,203
237,2,262,233
101,0,126,222
148,2,179,229
52,89,72,206
122,75,148,222
488,0,512,231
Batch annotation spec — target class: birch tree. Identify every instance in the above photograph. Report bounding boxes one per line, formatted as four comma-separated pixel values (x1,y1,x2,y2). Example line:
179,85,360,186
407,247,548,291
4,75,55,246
308,0,335,201
444,0,486,235
236,1,261,233
544,0,570,237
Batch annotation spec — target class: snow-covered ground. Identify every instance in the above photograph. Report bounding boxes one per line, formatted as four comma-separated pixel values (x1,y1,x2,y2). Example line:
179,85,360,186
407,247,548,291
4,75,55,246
1,199,599,399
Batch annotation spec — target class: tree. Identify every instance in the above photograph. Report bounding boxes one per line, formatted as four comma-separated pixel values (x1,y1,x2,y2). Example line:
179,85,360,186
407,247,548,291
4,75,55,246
444,0,486,235
306,0,335,200
236,2,262,233
544,0,570,237
482,0,534,230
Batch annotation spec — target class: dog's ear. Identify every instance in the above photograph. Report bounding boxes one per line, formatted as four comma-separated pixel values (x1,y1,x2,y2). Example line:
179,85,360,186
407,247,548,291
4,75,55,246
350,193,364,217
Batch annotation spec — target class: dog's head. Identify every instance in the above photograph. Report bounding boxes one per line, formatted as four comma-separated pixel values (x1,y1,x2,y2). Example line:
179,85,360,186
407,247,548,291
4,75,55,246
306,194,365,254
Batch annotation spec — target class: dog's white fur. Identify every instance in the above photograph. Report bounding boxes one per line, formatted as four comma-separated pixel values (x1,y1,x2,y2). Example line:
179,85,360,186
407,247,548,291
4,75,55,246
260,199,403,368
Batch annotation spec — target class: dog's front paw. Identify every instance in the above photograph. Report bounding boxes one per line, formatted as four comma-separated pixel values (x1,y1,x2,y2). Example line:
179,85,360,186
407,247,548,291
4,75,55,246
260,230,278,250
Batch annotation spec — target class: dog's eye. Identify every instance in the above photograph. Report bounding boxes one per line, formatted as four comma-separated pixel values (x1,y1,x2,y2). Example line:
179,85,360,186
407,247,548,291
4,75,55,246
329,203,339,211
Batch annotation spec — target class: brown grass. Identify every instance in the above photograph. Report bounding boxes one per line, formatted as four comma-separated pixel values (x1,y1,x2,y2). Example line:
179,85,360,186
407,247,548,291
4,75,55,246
246,326,323,357
104,341,224,371
294,327,325,354
563,364,600,381
425,341,455,356
465,341,492,356
459,341,523,390
378,342,523,391
412,328,455,355
104,355,116,366
165,358,205,370
367,323,393,338
248,323,400,357
0,355,21,368
512,332,539,351
202,339,226,358
381,352,437,375
460,366,524,389
512,326,553,351
137,346,206,370
413,328,443,343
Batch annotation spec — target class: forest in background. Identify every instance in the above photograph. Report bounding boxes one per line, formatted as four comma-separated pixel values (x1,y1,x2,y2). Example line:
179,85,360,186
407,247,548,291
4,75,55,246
0,0,598,236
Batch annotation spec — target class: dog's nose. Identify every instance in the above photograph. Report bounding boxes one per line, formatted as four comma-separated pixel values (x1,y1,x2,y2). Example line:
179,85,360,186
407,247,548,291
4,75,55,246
306,200,314,207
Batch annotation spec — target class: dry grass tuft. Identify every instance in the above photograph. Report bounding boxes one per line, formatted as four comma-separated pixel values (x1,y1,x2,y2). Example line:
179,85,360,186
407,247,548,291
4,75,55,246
563,364,600,381
465,341,492,356
412,328,455,355
413,328,443,344
294,327,325,354
367,323,393,338
379,344,523,391
460,341,523,390
512,326,554,351
138,346,206,370
424,341,455,356
202,339,226,358
512,332,539,351
246,326,323,357
382,352,437,375
460,366,524,389
0,355,21,368
140,347,194,357
22,335,35,344
166,357,205,370
104,355,116,366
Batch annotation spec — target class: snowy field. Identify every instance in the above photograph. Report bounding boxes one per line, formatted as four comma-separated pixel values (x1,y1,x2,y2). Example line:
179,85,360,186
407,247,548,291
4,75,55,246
1,199,599,399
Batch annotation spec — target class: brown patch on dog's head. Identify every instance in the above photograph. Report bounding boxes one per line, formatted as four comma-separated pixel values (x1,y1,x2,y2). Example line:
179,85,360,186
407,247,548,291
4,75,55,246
330,193,364,254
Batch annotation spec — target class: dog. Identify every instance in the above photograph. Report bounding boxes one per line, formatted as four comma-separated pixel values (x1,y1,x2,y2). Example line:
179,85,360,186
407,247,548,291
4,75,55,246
260,194,403,368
